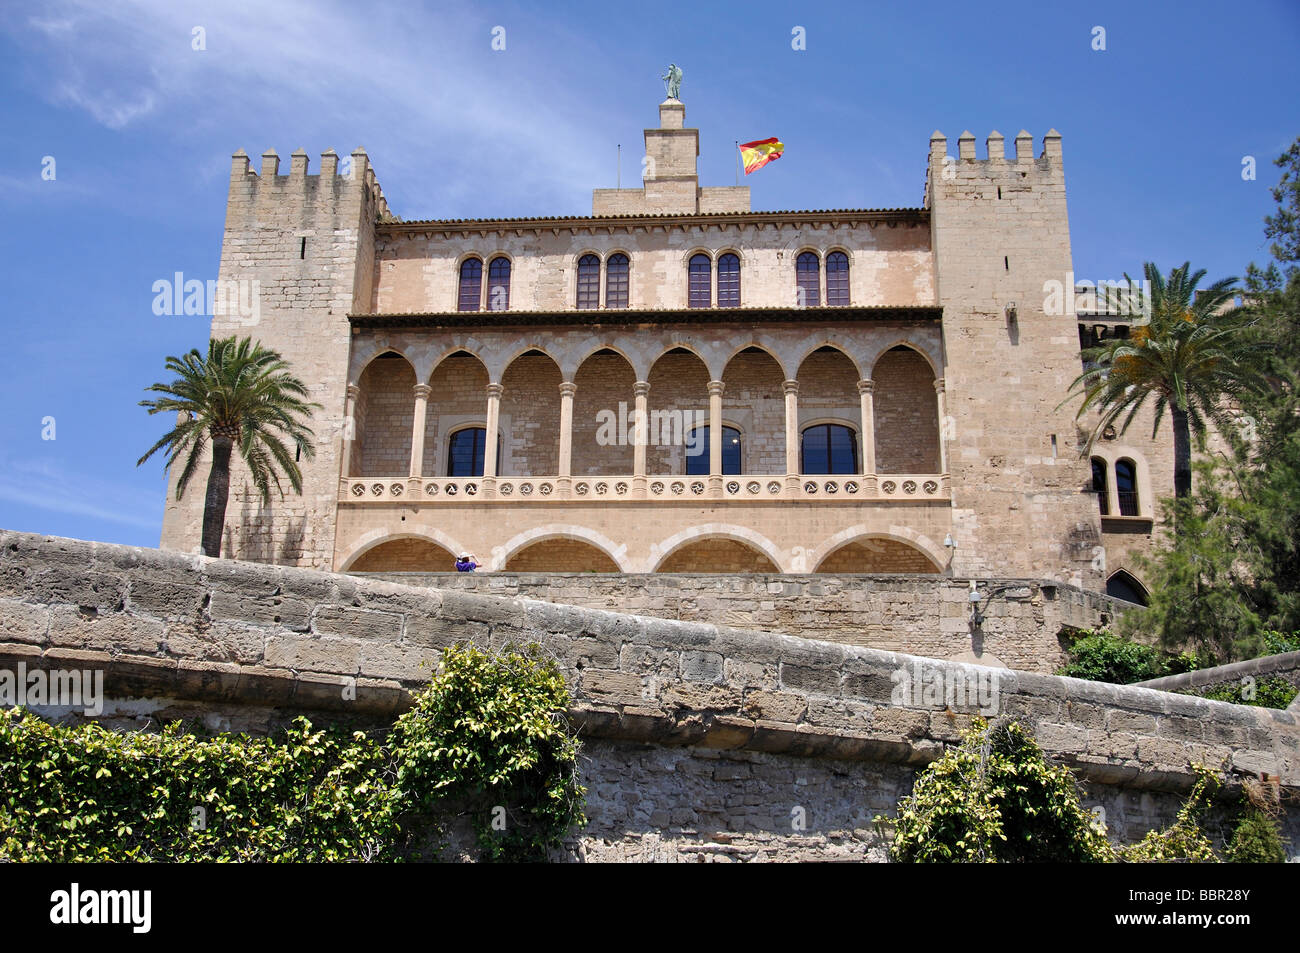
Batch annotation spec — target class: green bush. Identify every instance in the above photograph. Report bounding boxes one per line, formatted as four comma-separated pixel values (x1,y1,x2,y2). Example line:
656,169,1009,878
1117,766,1221,862
392,641,585,861
1196,676,1298,709
883,720,1113,863
1225,806,1287,863
1057,629,1203,684
0,641,583,862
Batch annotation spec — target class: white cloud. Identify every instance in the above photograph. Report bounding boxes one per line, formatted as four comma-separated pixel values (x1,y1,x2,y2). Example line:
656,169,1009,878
0,458,160,530
6,0,620,213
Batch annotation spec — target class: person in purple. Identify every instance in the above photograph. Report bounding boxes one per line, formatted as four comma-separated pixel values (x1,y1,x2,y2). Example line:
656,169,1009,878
455,552,478,572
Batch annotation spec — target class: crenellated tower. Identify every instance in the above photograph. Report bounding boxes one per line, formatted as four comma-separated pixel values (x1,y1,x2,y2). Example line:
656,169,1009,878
927,129,1104,585
159,147,386,568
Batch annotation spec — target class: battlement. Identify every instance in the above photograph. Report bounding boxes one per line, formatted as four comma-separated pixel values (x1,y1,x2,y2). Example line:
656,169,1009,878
924,129,1063,208
228,147,392,220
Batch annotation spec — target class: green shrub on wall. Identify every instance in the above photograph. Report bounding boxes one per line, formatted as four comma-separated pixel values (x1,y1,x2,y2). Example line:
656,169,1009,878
392,642,585,862
1057,629,1202,684
883,720,1113,863
0,642,584,862
1195,676,1298,709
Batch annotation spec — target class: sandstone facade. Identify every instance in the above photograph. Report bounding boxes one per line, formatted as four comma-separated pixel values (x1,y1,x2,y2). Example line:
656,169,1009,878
158,98,1184,624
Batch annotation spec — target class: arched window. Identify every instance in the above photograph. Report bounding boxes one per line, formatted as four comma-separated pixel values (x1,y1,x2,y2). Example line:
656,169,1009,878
717,253,740,308
457,258,482,312
1106,571,1149,606
826,251,849,306
576,255,600,310
1115,458,1139,515
796,252,820,307
689,253,712,309
801,423,857,474
605,253,629,309
487,257,510,311
447,427,488,476
1091,457,1109,516
685,425,742,475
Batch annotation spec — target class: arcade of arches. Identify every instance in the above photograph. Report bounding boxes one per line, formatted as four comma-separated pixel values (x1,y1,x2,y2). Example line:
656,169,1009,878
341,335,949,575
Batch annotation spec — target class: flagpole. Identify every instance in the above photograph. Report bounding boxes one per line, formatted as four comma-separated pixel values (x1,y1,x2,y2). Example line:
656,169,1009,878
735,141,739,185
617,144,621,189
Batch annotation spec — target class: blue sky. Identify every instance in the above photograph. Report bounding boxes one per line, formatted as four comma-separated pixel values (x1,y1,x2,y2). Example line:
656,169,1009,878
1,0,1296,548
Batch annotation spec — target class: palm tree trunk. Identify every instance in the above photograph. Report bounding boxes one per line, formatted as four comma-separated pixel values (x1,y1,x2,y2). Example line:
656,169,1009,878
1172,407,1193,501
201,436,233,557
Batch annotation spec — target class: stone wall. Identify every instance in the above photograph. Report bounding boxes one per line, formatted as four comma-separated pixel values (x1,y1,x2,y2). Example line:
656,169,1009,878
360,570,1125,673
4,529,1296,861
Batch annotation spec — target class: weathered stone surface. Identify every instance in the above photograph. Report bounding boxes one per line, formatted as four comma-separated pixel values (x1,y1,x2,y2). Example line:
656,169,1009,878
2,528,1299,861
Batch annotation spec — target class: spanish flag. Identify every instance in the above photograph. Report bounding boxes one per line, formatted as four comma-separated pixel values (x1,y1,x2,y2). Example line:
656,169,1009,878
739,137,784,175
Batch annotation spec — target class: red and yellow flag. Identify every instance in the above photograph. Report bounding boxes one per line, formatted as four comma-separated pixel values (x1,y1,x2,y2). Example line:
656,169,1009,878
739,137,784,175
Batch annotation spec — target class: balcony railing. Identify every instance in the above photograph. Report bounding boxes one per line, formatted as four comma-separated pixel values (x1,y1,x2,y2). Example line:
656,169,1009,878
341,473,950,503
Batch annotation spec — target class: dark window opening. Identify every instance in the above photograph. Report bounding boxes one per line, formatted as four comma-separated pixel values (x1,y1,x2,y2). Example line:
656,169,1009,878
1115,458,1139,515
447,427,491,477
299,237,306,259
685,425,742,475
801,423,857,474
1091,457,1109,516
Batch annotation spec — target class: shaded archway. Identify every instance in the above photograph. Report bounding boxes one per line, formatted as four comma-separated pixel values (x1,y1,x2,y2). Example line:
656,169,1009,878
354,351,416,476
348,537,457,572
814,538,941,573
796,346,861,472
721,347,785,474
873,346,939,473
425,351,490,476
646,348,710,475
573,348,636,475
656,538,780,573
1106,570,1149,606
504,538,621,572
499,350,562,476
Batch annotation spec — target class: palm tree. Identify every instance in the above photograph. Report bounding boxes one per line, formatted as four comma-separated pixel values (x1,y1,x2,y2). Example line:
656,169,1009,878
1064,261,1268,504
138,336,321,557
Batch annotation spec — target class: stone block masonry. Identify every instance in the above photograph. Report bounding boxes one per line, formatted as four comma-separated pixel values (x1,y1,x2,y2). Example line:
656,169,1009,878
362,570,1130,674
2,529,1296,861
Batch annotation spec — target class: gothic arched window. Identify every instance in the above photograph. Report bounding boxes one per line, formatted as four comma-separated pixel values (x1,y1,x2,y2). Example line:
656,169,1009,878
457,258,482,312
689,253,712,309
605,253,629,309
576,255,601,310
796,252,820,307
717,253,740,308
487,256,511,311
826,251,849,306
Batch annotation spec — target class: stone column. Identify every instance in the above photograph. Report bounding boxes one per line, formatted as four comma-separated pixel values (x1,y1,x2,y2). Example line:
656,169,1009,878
633,380,650,493
857,379,876,476
408,383,431,495
783,379,800,491
933,377,948,474
340,383,359,481
483,383,503,491
707,379,725,492
557,381,577,490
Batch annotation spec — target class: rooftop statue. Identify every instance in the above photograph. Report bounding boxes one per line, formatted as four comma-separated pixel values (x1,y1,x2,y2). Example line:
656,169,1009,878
661,63,682,101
